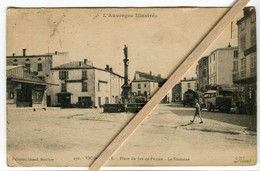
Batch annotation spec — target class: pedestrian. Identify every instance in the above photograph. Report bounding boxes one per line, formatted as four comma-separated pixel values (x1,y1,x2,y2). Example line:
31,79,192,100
190,99,203,123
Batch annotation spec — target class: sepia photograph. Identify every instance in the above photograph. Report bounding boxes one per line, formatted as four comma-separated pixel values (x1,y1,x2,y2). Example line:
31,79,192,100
6,7,256,167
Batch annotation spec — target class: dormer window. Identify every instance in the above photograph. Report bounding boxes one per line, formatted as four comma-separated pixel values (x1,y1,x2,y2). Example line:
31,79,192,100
38,58,41,61
13,59,17,62
26,58,30,62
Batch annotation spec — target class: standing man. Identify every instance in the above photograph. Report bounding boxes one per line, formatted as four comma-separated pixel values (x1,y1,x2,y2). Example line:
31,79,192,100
190,99,203,123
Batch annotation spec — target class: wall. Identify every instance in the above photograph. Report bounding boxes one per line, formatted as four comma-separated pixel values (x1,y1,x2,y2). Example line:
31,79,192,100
46,68,96,106
217,49,236,86
52,52,70,68
131,81,159,97
237,9,256,80
180,80,197,101
110,74,124,104
208,48,237,87
94,69,111,107
7,55,52,83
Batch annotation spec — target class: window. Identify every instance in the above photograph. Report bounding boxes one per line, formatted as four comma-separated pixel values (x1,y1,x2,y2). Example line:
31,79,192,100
98,83,100,91
251,27,256,46
82,82,88,92
187,83,191,88
98,97,101,107
241,58,246,78
202,69,207,77
144,91,147,96
138,91,141,95
8,90,14,99
144,84,147,88
82,70,87,79
138,84,141,89
38,63,42,71
25,63,31,72
105,97,109,104
234,50,238,58
241,20,246,31
233,61,238,71
250,55,256,76
59,71,69,80
13,59,17,62
61,83,67,92
251,13,256,23
241,34,246,50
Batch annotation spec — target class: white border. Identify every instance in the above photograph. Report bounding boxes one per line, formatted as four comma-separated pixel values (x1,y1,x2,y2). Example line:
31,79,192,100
1,0,259,170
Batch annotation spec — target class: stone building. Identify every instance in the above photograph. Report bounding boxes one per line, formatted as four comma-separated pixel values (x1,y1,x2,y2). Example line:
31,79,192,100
131,77,159,98
180,77,197,101
6,66,56,108
131,71,172,103
233,7,256,114
47,60,124,108
196,56,209,92
7,49,70,83
208,46,238,88
172,82,181,102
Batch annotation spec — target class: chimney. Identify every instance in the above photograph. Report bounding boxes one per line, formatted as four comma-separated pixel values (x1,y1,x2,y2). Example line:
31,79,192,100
150,71,152,76
106,65,110,70
84,59,88,64
184,77,186,80
243,7,251,17
158,74,161,78
228,42,231,47
110,67,113,72
55,51,58,55
12,53,15,56
23,49,26,56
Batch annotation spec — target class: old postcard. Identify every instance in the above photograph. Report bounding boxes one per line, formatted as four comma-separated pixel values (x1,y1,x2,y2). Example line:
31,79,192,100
6,7,256,167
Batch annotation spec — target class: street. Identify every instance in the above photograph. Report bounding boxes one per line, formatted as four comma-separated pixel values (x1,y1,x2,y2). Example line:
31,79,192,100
7,103,256,167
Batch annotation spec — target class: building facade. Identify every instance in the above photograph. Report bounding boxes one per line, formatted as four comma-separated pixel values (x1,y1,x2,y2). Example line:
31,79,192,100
180,78,197,101
47,60,124,108
7,49,70,83
196,56,209,92
131,80,159,98
208,46,238,88
172,82,181,102
131,71,172,102
7,66,56,108
233,7,256,114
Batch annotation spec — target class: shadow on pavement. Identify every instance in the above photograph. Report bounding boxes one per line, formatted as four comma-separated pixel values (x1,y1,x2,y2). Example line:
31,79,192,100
168,103,256,132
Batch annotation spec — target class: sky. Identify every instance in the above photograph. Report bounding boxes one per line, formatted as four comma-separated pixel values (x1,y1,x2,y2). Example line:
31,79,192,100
7,8,242,80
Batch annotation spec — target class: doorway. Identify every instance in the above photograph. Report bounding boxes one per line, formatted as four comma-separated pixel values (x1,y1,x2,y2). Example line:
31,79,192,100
78,96,92,108
47,95,51,107
16,84,32,107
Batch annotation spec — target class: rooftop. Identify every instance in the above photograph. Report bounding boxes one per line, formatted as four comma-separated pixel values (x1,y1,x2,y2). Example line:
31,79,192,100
7,65,56,86
52,61,124,78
